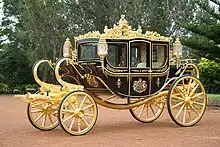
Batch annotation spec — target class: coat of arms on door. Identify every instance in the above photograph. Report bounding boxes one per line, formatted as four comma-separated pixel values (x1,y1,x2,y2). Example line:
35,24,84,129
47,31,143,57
133,78,147,93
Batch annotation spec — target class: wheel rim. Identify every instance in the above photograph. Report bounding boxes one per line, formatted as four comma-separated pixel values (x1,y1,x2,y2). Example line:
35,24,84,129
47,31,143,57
168,76,206,126
128,98,164,123
58,91,98,136
27,100,59,131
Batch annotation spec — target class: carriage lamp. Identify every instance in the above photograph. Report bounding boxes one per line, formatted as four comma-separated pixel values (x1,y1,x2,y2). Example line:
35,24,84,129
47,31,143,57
98,39,108,61
63,38,73,59
173,38,182,65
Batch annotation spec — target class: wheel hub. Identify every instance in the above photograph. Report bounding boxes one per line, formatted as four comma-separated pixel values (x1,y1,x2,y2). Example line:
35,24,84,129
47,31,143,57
184,97,191,106
74,108,84,118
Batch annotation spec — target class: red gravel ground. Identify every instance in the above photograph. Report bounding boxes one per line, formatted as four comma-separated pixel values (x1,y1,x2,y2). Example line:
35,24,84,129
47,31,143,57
0,95,220,147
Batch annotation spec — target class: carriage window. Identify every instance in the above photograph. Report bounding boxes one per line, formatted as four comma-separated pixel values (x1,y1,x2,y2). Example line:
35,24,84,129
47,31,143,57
152,45,167,68
107,43,127,67
78,42,99,59
130,42,150,68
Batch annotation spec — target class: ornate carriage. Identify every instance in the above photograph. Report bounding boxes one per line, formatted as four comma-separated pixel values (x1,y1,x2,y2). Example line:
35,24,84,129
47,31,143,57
16,15,206,136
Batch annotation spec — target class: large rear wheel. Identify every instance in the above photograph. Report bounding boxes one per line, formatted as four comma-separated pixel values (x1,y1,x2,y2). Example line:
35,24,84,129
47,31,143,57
167,75,206,127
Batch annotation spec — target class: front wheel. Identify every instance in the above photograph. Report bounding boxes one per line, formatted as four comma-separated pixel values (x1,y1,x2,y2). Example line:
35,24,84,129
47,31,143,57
58,91,98,136
167,75,207,127
27,99,59,131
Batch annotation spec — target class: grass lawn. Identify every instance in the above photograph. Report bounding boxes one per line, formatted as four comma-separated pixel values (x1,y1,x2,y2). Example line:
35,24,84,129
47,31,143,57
207,94,220,100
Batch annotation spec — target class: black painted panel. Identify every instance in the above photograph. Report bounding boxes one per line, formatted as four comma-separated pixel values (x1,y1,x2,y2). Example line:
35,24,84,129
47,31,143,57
151,75,167,94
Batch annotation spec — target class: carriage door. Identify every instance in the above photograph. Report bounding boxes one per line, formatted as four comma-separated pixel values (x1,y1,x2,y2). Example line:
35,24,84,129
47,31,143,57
129,40,151,96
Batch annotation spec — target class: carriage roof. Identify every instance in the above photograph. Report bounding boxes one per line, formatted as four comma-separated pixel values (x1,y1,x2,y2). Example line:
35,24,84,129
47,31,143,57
74,15,170,42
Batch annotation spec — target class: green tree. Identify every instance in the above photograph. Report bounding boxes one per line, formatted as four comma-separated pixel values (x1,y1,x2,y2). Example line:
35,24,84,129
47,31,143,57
67,0,197,36
198,58,220,93
1,0,73,85
0,0,199,87
1,0,74,61
179,0,220,62
0,43,33,85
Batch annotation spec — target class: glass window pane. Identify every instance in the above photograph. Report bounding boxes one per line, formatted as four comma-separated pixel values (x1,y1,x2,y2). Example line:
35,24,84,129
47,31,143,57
130,42,150,68
107,43,127,67
152,45,167,68
78,43,98,59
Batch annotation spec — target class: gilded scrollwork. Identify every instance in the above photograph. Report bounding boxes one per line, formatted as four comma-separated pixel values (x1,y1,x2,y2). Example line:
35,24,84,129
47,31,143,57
75,31,101,40
85,74,99,88
75,15,170,42
106,65,127,73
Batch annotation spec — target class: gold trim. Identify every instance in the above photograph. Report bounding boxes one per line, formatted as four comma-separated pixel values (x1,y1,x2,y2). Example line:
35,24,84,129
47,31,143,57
75,31,100,40
54,58,84,91
179,63,199,78
75,15,170,42
88,90,168,110
32,60,62,92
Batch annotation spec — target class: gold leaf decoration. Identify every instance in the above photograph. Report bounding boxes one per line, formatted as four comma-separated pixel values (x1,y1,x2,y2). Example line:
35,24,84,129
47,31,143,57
133,78,148,93
75,15,170,42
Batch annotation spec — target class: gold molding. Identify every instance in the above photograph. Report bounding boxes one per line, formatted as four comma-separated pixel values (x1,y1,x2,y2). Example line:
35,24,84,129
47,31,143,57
85,74,99,88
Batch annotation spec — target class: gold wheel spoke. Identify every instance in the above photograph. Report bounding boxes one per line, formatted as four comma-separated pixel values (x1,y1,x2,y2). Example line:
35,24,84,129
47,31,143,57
62,109,73,115
82,104,93,111
176,88,186,99
149,104,155,116
32,105,44,110
146,104,149,119
67,100,76,110
172,101,184,109
187,79,193,95
42,114,47,127
183,107,186,124
51,112,57,117
32,102,44,108
191,92,203,99
69,118,75,131
175,104,185,119
138,104,145,117
79,96,87,109
182,79,186,89
193,101,204,106
156,103,163,109
132,106,139,111
189,84,199,97
48,114,54,126
34,112,45,122
84,113,95,117
75,95,79,108
191,106,200,116
81,117,90,127
31,109,42,113
63,114,74,123
187,107,192,121
171,95,184,101
77,118,81,132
